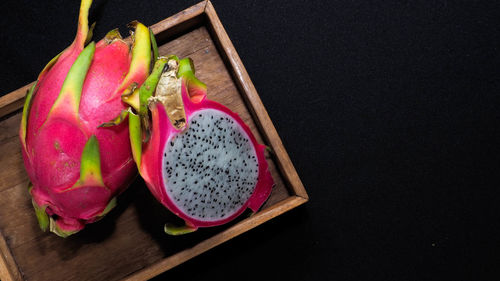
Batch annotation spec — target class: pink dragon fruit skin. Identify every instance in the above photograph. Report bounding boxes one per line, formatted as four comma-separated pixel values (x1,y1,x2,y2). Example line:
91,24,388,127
19,0,152,237
126,58,274,235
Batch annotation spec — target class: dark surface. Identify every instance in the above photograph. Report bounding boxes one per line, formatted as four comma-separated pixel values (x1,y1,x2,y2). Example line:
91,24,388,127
2,1,500,280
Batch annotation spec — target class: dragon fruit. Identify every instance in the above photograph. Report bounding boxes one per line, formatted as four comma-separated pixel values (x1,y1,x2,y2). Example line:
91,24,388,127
124,57,274,234
19,0,153,237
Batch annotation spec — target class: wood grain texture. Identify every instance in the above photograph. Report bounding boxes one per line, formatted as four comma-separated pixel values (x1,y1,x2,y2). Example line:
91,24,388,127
0,82,34,119
0,2,307,280
149,0,207,41
0,230,22,281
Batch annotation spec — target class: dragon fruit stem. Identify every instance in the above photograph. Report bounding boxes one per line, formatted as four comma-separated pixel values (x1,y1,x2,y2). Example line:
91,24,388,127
75,0,92,48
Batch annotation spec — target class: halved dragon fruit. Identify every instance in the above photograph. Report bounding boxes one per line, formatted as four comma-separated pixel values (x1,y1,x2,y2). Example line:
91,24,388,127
125,58,274,234
19,0,153,237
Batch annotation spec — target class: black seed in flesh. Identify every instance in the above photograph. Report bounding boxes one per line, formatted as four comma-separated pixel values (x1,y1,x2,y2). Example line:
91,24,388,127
162,109,259,221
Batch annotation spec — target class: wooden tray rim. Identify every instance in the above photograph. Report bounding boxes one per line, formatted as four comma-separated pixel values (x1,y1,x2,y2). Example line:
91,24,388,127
0,1,308,280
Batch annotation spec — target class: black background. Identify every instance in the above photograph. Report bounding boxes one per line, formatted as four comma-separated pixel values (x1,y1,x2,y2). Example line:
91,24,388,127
2,1,500,280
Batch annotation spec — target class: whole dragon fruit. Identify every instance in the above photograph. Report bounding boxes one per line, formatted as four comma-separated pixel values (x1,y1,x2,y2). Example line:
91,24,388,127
124,57,274,234
19,0,152,237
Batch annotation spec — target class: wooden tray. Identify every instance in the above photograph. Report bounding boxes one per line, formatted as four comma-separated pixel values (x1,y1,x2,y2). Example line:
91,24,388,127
0,1,308,280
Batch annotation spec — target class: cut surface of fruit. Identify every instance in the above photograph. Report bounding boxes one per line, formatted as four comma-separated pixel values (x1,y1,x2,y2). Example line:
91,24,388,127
163,108,260,221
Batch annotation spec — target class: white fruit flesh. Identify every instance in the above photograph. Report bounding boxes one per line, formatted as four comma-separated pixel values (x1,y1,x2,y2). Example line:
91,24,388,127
162,109,259,221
